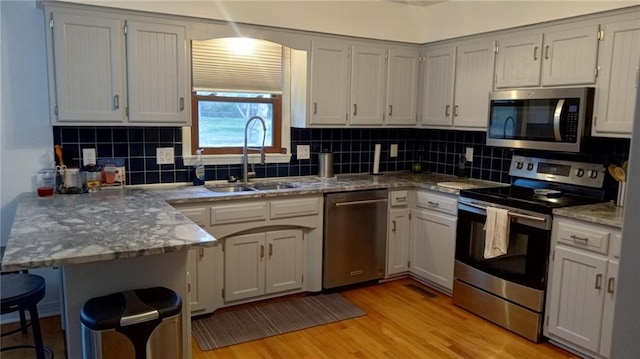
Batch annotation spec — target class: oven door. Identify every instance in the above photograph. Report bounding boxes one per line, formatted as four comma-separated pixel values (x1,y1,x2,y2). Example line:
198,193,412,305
455,201,551,291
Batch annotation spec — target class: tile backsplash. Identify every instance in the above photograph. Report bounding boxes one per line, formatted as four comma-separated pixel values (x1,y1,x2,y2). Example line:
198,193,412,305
53,126,630,188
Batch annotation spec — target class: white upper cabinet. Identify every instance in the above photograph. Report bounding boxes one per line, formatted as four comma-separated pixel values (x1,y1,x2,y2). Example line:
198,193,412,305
45,6,189,126
310,41,351,126
421,40,494,130
495,25,599,88
126,20,188,124
49,12,127,124
452,41,495,128
494,34,543,88
420,46,455,127
386,48,420,126
592,17,640,137
350,46,387,125
541,25,599,86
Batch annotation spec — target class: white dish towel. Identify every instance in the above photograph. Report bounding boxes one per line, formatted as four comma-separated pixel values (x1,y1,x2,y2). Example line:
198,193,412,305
484,206,511,259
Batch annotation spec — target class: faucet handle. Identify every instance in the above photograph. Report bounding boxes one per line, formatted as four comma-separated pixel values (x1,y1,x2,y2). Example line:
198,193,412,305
227,175,240,183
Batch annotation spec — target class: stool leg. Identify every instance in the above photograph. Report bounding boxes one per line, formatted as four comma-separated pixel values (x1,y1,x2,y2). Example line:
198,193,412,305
19,309,28,334
28,305,46,359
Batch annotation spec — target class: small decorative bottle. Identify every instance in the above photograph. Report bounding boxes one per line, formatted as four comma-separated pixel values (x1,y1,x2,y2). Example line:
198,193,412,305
456,154,470,178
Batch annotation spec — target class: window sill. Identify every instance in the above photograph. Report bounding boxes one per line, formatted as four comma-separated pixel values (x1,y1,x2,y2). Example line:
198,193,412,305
182,153,292,166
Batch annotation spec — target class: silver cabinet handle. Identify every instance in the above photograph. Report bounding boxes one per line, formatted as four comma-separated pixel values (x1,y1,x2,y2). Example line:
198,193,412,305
199,247,204,259
114,95,120,109
388,105,393,116
454,105,459,117
353,104,358,116
570,234,589,243
395,196,407,202
533,46,538,60
179,97,185,111
635,66,639,88
269,243,273,257
260,245,265,259
544,45,550,60
607,277,615,294
595,273,602,290
392,220,396,232
427,201,439,207
313,102,318,115
445,105,450,116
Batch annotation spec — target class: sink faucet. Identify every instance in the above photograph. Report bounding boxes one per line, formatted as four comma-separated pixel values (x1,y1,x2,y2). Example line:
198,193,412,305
243,116,267,184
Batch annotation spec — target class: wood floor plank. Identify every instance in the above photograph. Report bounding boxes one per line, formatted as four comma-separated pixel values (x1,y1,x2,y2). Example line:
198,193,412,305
1,278,579,358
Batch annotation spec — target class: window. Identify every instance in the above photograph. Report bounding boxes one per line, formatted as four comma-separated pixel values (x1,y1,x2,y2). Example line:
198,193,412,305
191,92,282,154
190,38,285,156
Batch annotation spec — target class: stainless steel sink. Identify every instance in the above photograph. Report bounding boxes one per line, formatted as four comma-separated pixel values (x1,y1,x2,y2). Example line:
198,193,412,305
207,185,257,193
250,183,297,191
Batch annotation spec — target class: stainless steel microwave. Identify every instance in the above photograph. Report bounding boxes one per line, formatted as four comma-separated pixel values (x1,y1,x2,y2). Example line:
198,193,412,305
486,87,594,153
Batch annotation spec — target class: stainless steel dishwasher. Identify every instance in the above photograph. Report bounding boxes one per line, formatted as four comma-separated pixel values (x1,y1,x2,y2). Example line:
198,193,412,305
323,189,388,289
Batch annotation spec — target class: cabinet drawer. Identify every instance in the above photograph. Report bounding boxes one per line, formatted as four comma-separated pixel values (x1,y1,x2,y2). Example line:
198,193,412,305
210,202,268,225
270,198,320,219
389,190,409,207
178,207,208,227
556,221,610,255
415,190,458,216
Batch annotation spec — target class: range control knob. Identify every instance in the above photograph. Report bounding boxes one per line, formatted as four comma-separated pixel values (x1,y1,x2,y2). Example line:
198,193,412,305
527,163,534,171
516,161,524,169
587,169,598,179
576,168,585,177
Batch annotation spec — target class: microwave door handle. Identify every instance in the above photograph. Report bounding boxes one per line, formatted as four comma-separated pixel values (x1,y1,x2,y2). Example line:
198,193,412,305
553,99,565,141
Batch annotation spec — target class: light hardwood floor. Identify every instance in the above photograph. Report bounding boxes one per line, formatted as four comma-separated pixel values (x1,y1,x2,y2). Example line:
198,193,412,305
1,278,578,358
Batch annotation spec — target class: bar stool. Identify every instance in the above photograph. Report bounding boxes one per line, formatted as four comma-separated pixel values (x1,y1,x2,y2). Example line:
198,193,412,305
1,271,54,358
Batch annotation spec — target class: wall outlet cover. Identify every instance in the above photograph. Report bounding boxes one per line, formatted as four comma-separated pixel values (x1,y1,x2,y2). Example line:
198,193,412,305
297,145,310,160
465,147,474,162
390,144,398,158
156,147,175,165
82,148,97,166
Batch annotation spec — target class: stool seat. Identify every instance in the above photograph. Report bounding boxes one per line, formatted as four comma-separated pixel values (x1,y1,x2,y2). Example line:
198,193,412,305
1,274,46,313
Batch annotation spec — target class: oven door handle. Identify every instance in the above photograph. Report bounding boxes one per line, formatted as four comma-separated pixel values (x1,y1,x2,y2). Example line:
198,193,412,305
462,201,547,223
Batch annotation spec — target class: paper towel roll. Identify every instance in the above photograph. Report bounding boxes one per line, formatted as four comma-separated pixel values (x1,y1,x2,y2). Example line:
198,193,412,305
373,144,381,174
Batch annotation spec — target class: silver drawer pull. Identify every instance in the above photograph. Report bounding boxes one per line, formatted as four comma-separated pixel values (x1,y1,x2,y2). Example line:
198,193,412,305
427,201,439,207
395,196,407,202
570,234,589,243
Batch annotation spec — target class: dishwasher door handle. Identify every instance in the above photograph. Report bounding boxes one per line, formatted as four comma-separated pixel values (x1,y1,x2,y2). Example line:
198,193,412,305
334,198,388,207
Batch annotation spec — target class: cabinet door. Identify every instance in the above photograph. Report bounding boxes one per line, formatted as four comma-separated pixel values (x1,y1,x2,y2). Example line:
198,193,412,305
593,19,640,137
541,25,599,86
495,34,543,88
188,247,213,314
453,41,495,129
126,20,188,124
410,209,457,291
386,48,419,125
224,233,265,302
310,41,350,125
50,11,126,123
421,47,455,127
265,230,304,294
599,260,619,358
350,46,386,125
387,208,411,276
547,245,607,353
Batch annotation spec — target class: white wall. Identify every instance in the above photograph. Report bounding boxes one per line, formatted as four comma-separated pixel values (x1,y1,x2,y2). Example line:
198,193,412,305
1,0,60,319
60,0,638,43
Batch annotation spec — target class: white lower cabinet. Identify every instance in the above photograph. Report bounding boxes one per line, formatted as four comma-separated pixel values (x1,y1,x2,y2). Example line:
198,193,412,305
387,190,411,276
409,190,458,293
545,217,621,358
224,229,304,302
188,247,215,314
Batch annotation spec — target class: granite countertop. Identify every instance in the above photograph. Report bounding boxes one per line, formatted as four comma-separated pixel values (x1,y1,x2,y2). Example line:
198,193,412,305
1,188,216,271
157,172,506,204
553,202,624,229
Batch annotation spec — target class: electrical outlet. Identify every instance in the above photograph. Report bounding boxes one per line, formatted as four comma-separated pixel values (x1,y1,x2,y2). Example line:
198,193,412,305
465,147,474,162
82,148,97,166
297,145,310,160
156,147,175,165
390,144,398,158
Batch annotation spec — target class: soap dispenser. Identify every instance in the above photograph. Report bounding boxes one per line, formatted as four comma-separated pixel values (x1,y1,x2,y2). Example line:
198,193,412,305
456,154,470,178
192,149,205,186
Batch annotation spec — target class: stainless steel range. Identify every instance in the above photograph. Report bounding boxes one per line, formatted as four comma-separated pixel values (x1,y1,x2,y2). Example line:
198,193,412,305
453,155,607,342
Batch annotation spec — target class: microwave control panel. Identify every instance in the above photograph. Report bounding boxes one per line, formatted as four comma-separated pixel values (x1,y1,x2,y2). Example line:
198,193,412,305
510,155,605,188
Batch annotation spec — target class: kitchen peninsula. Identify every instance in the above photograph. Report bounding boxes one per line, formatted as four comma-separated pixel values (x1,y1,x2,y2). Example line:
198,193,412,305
1,188,216,359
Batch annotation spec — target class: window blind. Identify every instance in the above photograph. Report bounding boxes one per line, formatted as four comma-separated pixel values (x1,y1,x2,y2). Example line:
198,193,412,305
192,38,283,94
